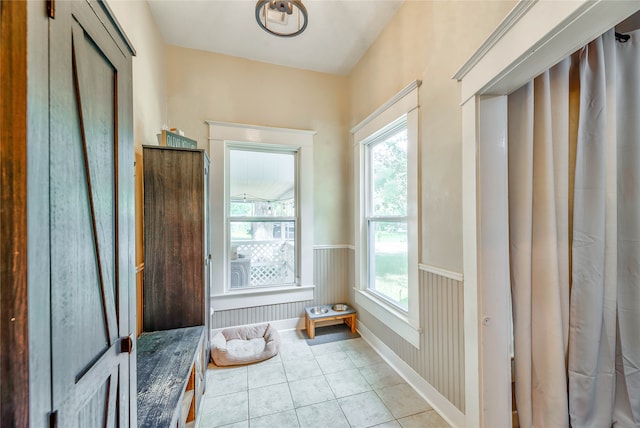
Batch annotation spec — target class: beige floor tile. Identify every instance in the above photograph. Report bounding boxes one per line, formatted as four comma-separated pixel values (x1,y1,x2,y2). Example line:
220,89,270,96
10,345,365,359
309,341,343,356
338,391,394,428
315,351,357,374
371,421,403,428
248,362,287,389
250,409,299,428
325,368,372,398
216,422,249,428
280,341,314,362
199,390,248,428
398,410,451,427
359,363,404,389
296,400,351,428
346,347,384,368
375,383,431,418
339,338,370,352
279,329,306,343
283,357,323,381
289,375,335,407
206,366,248,396
248,382,294,419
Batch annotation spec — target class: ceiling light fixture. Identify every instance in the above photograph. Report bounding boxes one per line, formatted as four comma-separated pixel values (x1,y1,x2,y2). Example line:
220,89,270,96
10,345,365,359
255,0,308,38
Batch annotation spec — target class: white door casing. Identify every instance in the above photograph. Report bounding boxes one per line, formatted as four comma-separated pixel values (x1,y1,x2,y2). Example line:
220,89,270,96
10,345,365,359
454,1,640,427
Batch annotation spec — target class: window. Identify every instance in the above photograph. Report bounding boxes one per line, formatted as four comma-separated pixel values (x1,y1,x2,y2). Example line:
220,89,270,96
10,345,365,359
208,121,315,311
228,148,297,289
353,81,421,347
365,121,409,309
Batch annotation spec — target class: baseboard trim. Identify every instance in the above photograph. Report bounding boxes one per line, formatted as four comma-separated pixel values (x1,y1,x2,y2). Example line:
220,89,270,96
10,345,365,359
210,317,305,337
357,321,466,428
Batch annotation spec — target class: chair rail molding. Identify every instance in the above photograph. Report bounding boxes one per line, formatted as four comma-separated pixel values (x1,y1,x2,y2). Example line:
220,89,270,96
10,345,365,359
418,264,463,282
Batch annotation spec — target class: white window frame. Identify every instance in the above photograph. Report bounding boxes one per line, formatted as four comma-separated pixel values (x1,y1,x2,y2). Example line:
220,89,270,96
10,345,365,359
227,145,298,288
364,116,409,309
207,121,315,311
353,81,421,348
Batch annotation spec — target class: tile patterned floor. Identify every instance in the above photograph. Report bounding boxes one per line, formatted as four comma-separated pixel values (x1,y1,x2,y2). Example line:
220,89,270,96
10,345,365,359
199,330,451,428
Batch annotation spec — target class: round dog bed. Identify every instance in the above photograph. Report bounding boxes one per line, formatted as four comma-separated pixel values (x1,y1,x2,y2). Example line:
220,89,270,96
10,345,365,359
210,323,280,366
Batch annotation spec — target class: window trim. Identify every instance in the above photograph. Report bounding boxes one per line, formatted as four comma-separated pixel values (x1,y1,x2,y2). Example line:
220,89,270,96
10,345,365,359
207,121,315,311
364,117,409,311
353,80,421,348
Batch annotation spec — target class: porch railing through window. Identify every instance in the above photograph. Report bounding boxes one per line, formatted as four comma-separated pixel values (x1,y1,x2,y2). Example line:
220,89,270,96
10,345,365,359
229,240,295,288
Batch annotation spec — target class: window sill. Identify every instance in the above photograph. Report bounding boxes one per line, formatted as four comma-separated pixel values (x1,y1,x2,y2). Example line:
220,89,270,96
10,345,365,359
211,284,315,311
354,288,421,348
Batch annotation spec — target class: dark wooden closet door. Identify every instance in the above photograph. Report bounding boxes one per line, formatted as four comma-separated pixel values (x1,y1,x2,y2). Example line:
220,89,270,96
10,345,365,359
49,2,134,426
143,147,208,332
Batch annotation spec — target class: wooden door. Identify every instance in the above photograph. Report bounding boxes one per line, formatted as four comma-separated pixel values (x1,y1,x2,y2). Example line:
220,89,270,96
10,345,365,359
49,1,134,426
143,148,206,332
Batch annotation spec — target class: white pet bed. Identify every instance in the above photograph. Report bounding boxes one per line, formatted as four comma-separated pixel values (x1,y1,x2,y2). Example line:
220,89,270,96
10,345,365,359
210,323,280,366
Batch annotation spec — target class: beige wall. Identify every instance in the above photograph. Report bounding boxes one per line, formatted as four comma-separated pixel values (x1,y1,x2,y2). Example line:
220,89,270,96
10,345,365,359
107,0,167,334
348,1,516,272
165,46,350,245
108,0,167,147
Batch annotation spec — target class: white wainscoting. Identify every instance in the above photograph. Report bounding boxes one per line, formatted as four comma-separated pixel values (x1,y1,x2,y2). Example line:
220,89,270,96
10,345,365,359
354,267,466,414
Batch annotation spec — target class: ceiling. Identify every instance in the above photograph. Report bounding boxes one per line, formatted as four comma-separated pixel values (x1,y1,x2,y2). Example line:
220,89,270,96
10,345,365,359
147,0,404,75
229,150,294,202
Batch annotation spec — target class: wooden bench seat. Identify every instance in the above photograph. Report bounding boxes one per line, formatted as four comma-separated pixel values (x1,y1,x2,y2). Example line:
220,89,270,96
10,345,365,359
137,326,206,428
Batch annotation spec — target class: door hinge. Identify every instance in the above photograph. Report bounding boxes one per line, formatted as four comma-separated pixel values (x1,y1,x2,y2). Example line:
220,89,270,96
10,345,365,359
47,0,55,19
120,335,134,354
49,411,58,428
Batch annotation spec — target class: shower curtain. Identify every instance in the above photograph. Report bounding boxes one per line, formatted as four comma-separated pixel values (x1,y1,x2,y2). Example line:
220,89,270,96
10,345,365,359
508,29,640,427
508,57,571,428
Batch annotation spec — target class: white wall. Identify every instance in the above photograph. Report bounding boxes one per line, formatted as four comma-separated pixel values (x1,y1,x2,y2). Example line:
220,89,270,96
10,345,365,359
106,0,168,334
107,0,167,152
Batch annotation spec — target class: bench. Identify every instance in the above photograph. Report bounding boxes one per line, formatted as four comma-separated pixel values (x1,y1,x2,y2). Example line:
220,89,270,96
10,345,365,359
137,326,206,428
304,304,357,339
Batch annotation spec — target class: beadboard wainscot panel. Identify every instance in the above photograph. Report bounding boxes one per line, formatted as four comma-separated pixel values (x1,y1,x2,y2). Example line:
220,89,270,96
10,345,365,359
212,246,351,329
212,301,309,329
348,246,355,302
355,262,465,425
312,246,351,304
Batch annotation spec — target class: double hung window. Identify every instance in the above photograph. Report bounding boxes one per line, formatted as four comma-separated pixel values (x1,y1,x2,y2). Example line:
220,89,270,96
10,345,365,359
365,120,409,309
353,81,420,347
228,148,297,289
208,121,315,311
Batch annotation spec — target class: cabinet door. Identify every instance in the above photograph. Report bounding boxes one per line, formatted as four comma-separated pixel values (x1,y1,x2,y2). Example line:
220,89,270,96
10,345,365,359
203,154,211,350
49,1,134,426
143,148,206,331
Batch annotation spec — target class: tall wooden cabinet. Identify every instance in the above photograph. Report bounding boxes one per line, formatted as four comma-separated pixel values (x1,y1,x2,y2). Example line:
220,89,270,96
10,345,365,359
142,146,210,335
1,1,136,426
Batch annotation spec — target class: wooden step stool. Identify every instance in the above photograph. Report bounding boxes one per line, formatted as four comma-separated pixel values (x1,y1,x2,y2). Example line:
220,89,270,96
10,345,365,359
304,304,357,339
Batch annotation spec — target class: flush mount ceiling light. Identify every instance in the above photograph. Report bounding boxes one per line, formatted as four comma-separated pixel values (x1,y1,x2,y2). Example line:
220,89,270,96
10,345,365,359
255,0,308,38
